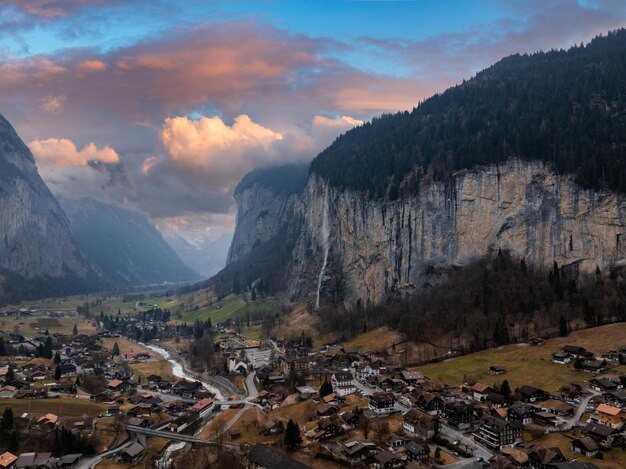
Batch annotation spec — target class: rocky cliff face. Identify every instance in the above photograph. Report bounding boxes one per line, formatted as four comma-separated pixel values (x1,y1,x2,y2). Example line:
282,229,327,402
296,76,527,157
231,159,626,307
0,114,96,301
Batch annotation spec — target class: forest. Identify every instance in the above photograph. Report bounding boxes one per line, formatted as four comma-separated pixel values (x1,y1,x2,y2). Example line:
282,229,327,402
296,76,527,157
311,29,626,199
318,250,626,355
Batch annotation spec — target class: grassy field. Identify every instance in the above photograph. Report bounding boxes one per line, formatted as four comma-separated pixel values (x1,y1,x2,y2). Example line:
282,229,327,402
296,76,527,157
417,323,626,393
343,327,403,351
129,360,174,383
0,396,106,417
179,295,276,324
1,315,97,337
102,337,154,356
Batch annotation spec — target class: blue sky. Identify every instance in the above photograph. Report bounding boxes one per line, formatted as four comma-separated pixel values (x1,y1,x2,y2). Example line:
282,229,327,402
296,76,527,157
0,0,624,247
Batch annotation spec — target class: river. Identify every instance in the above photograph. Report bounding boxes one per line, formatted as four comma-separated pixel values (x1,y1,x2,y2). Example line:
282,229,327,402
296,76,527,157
143,343,225,401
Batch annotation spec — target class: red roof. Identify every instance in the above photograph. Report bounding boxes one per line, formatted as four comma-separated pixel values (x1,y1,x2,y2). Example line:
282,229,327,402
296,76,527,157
192,398,215,411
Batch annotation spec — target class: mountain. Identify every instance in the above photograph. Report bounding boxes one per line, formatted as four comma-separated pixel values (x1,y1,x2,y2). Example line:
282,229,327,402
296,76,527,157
222,30,626,308
0,114,100,304
59,197,199,286
164,233,232,278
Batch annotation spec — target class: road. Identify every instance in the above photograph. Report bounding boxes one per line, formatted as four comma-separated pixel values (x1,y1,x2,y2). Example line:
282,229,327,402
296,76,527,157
74,438,135,469
563,388,600,430
439,423,492,462
245,371,259,399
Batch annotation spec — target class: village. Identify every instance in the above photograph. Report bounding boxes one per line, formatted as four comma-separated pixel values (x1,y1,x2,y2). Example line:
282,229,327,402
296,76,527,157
0,307,625,469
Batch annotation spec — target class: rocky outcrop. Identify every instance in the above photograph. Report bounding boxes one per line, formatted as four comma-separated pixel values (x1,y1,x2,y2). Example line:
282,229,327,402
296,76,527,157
288,159,626,307
0,114,97,301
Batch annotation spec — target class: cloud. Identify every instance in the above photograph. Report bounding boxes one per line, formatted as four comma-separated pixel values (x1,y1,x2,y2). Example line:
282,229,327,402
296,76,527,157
3,0,120,19
160,115,283,169
28,138,120,167
40,95,66,114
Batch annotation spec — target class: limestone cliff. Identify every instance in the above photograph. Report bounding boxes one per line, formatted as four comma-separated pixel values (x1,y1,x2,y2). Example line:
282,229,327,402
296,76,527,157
290,159,626,307
0,114,97,302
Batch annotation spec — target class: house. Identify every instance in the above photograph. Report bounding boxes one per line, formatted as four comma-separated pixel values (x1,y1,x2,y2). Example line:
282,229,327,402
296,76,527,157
337,441,377,464
401,370,424,384
373,451,403,469
330,372,356,397
590,378,620,392
37,413,58,428
405,441,429,463
584,422,619,448
369,392,396,415
562,345,593,359
526,445,566,468
0,386,17,399
339,411,359,428
552,352,571,364
603,390,626,408
508,401,537,425
403,408,438,439
0,452,17,469
541,399,574,417
107,379,125,391
471,383,492,401
572,437,600,458
473,416,523,451
191,398,215,418
313,418,342,440
580,360,605,373
595,403,624,429
489,365,505,375
517,385,547,403
228,428,241,439
387,434,407,448
119,442,144,464
296,386,318,400
14,452,55,468
415,392,443,414
355,362,381,381
443,401,481,429
127,417,151,428
249,443,311,469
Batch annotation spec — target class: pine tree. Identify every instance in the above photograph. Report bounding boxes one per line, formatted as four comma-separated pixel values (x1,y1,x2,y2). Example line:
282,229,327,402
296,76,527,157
73,322,78,336
284,419,302,450
559,316,569,337
500,379,511,401
55,365,62,381
319,378,333,398
112,342,120,357
54,352,61,364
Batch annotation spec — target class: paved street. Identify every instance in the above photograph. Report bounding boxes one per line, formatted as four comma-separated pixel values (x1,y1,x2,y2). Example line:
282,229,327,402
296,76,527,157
439,423,492,462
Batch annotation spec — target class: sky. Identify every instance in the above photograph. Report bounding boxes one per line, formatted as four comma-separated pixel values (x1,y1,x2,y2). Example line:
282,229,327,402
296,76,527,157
1,0,625,271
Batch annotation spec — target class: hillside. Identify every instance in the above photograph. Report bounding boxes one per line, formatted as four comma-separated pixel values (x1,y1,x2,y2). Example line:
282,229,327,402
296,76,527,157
0,114,101,305
311,29,626,199
60,197,198,286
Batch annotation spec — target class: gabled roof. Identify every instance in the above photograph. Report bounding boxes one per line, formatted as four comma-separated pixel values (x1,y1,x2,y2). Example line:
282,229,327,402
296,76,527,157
597,403,621,416
0,452,17,468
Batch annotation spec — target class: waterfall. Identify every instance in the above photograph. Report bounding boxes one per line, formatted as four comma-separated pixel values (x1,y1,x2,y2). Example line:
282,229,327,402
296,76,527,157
315,186,330,309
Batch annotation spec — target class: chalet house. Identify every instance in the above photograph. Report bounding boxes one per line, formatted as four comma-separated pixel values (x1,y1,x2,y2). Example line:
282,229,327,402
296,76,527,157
386,434,407,448
296,386,318,400
337,441,377,464
127,417,151,428
127,404,152,417
191,398,215,418
119,442,144,464
0,386,17,399
317,404,340,417
171,380,201,398
373,451,403,469
517,385,547,403
590,378,620,392
603,390,626,408
107,379,126,392
415,391,443,414
530,410,560,428
560,383,583,399
508,401,537,425
443,401,482,429
354,362,380,381
471,383,492,401
402,408,438,439
595,403,624,429
331,372,355,397
369,392,396,415
339,411,359,428
228,357,248,374
552,352,571,364
562,345,594,359
37,413,59,429
400,370,424,385
249,443,311,469
526,445,566,468
581,360,606,373
405,441,429,463
489,365,505,375
572,437,600,458
473,416,523,451
584,422,620,448
541,399,574,417
314,418,342,440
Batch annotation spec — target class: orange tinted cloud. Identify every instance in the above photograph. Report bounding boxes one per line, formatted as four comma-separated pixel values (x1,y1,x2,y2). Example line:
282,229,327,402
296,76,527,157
29,138,120,167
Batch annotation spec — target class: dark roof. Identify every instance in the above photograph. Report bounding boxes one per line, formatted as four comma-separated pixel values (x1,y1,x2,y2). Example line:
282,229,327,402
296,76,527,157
249,443,311,469
584,422,616,437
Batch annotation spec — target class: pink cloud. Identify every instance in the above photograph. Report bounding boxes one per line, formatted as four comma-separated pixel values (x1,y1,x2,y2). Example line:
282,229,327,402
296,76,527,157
29,138,120,167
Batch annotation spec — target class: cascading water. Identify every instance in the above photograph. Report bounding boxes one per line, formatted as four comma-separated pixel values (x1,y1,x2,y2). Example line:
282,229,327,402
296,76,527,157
315,186,330,308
